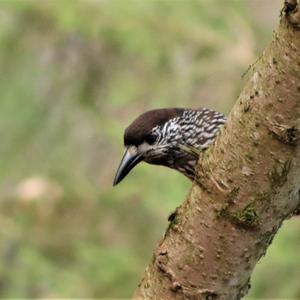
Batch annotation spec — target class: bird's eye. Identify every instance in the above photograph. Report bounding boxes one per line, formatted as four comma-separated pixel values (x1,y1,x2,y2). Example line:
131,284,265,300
145,134,156,145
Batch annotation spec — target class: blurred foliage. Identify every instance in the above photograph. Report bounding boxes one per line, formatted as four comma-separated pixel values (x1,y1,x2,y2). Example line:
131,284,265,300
0,0,298,298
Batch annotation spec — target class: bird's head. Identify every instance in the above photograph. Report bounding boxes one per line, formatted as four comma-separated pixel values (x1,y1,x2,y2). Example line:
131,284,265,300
113,107,226,185
113,108,187,186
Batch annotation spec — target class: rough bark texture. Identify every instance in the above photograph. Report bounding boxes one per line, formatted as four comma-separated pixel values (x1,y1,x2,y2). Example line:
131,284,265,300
133,1,300,300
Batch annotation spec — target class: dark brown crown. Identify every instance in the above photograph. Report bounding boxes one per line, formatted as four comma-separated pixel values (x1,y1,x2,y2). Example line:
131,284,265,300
124,108,184,146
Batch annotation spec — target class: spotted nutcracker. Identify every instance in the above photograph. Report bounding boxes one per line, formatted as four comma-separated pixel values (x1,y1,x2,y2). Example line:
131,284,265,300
113,108,226,186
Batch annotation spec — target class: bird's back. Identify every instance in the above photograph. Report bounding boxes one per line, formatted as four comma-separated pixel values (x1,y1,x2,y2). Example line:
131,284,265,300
179,108,226,150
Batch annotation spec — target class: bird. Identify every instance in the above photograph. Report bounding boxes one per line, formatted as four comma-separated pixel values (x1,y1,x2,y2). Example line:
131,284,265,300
113,107,226,186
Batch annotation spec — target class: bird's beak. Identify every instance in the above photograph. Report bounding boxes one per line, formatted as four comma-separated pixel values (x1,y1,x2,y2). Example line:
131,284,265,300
113,146,143,186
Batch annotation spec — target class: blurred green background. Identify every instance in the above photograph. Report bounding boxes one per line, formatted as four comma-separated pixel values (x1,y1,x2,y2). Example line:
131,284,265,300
0,0,299,298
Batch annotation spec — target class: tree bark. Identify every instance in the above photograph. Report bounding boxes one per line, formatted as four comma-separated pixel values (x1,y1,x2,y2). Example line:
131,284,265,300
133,1,300,299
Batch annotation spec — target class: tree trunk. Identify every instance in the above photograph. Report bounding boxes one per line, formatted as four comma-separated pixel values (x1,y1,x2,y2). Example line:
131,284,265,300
133,1,300,299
